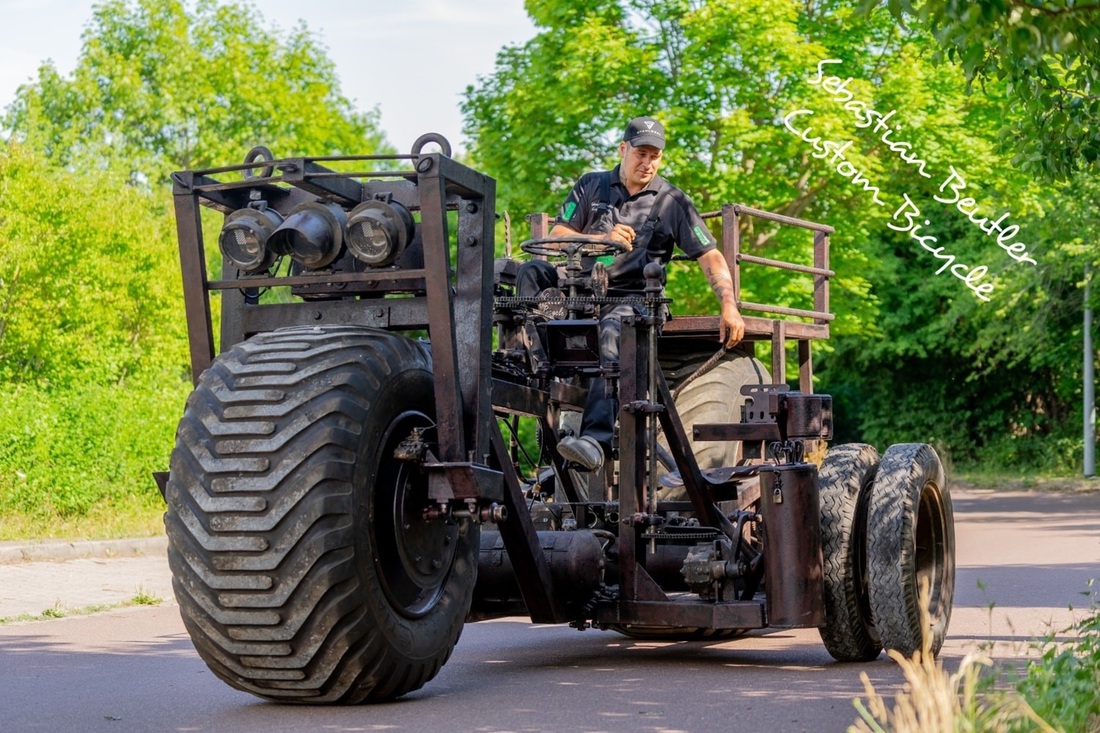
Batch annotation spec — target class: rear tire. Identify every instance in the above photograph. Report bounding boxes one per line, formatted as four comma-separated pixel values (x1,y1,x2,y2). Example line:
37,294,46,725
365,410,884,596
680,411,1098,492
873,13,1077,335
660,349,770,476
818,443,882,662
165,326,477,703
867,443,954,658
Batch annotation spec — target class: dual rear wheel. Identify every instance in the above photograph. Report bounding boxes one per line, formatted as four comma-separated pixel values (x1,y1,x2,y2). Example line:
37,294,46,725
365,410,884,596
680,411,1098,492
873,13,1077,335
818,442,955,661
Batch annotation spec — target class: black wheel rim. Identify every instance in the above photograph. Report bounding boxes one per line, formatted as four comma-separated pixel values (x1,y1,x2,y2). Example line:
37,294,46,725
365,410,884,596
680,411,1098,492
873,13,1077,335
915,480,948,620
372,411,458,619
855,473,876,637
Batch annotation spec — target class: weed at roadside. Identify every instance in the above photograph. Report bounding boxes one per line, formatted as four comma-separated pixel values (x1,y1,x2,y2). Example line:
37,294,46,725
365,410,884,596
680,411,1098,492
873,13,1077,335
0,590,164,626
1011,585,1100,733
129,588,162,606
850,581,1054,733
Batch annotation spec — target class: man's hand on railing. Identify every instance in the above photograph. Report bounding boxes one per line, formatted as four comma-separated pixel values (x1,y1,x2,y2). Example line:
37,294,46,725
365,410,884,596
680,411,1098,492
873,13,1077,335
720,301,745,348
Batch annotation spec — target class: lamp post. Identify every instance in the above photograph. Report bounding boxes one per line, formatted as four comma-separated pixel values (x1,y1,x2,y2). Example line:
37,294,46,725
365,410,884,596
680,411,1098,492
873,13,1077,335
1086,262,1095,477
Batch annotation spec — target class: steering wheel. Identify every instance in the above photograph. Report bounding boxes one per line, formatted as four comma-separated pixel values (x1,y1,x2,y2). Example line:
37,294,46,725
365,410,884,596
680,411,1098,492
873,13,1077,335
519,236,628,260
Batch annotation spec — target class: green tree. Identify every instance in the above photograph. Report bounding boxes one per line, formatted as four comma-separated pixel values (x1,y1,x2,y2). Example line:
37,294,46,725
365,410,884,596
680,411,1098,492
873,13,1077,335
0,141,192,530
867,0,1100,181
0,142,185,388
463,0,1018,334
4,0,389,183
464,0,1096,470
0,0,394,533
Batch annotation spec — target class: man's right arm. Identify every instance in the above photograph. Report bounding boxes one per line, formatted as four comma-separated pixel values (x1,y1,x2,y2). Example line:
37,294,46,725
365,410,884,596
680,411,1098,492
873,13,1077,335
549,221,636,249
550,172,635,248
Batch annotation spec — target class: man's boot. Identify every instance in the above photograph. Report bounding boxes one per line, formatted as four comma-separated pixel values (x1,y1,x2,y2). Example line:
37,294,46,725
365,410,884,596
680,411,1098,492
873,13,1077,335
557,435,605,473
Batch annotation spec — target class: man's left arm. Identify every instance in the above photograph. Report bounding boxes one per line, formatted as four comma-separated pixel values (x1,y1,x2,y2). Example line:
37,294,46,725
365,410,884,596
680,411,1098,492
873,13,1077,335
697,249,745,348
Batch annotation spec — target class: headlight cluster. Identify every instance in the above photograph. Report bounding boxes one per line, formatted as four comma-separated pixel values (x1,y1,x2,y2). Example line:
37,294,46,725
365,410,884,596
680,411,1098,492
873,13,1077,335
219,199,415,273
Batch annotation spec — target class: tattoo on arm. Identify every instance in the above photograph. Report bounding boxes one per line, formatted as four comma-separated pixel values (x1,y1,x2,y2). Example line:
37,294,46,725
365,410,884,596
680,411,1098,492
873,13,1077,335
704,264,734,303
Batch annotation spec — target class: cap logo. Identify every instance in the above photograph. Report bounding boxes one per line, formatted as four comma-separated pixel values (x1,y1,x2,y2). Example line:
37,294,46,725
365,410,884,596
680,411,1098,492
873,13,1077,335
624,116,666,149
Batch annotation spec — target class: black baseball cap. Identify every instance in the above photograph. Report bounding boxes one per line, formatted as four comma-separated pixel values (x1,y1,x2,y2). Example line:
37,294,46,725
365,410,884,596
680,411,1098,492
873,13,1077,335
623,116,666,150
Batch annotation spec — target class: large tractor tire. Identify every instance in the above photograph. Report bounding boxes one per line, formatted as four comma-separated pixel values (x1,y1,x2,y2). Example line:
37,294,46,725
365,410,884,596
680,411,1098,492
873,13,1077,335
164,326,477,703
867,443,954,658
818,443,882,662
663,349,770,474
656,349,770,506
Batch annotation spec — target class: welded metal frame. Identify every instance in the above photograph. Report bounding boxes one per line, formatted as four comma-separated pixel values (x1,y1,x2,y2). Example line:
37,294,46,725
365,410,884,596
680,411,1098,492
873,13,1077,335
171,145,838,634
171,148,502,514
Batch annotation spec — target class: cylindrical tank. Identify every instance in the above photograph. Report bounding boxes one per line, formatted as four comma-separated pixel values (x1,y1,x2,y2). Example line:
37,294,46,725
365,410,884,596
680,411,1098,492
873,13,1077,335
470,530,605,620
758,464,825,628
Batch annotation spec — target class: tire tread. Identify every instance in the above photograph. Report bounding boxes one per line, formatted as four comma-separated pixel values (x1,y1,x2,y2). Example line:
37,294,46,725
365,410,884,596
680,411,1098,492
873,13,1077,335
165,326,470,703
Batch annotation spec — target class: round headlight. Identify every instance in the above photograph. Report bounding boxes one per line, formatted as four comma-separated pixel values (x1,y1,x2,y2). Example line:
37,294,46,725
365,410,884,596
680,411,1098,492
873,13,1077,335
346,200,415,267
218,207,283,273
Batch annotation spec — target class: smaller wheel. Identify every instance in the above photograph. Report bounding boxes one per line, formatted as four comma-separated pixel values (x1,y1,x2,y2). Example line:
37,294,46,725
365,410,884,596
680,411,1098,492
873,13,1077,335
818,443,881,662
867,443,954,658
519,236,626,259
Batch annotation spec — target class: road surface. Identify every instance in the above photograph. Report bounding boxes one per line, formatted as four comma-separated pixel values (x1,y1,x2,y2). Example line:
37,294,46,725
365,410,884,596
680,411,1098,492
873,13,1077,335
1,488,1097,732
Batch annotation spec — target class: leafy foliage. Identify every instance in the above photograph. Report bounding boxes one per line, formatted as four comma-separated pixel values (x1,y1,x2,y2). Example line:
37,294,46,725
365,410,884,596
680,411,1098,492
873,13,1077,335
464,1,1032,333
0,143,186,387
0,0,392,533
1015,600,1100,732
4,0,389,183
465,0,1096,468
866,0,1100,181
0,142,190,530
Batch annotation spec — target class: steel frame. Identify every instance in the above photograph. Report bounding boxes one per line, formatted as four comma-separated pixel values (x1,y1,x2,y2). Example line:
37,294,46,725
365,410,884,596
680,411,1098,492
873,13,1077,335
173,147,836,632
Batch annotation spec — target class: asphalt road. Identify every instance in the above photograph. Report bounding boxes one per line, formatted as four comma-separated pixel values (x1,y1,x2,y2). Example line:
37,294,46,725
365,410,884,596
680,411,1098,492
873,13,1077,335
1,488,1098,733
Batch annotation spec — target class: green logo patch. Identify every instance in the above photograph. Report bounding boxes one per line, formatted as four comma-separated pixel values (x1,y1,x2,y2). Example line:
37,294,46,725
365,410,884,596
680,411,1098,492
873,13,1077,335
694,225,712,245
563,201,577,221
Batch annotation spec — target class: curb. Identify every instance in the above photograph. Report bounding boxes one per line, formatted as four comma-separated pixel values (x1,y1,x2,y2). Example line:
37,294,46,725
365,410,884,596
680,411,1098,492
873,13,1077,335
0,536,168,565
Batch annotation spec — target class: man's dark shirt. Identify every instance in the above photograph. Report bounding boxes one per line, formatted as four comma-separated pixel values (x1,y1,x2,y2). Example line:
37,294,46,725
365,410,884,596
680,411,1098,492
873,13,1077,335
554,164,717,294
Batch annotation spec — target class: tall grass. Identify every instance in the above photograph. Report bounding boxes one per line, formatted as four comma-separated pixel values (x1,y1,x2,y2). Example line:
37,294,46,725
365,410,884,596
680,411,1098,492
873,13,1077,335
851,582,1100,732
0,375,189,539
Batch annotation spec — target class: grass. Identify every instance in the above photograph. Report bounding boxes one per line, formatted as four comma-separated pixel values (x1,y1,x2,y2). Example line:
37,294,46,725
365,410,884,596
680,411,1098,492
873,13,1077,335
0,378,186,543
952,471,1100,495
0,502,165,542
0,590,164,626
850,582,1100,733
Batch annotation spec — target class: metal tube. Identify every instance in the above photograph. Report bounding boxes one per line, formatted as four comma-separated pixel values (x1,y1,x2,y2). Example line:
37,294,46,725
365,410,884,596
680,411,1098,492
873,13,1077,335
1086,263,1095,477
471,529,605,621
736,253,835,278
648,316,659,518
738,300,836,322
